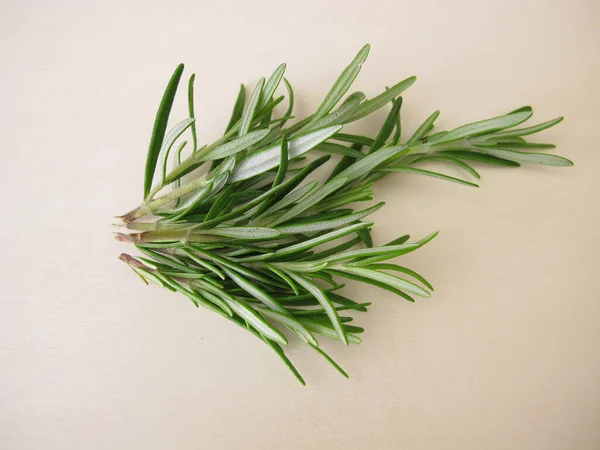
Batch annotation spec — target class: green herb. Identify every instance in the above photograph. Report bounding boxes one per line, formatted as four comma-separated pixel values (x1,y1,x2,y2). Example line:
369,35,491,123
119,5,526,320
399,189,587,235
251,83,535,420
116,44,571,384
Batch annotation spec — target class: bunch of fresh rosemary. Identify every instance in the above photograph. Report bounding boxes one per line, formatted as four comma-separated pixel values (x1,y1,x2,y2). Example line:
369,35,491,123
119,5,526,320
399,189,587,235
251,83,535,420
116,44,571,384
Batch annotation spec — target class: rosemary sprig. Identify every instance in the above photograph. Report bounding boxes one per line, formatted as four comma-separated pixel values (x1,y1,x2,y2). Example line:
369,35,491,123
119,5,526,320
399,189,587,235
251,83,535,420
115,44,572,384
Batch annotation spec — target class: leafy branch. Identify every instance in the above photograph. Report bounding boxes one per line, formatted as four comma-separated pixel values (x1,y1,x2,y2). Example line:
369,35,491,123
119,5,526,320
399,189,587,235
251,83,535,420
115,44,571,384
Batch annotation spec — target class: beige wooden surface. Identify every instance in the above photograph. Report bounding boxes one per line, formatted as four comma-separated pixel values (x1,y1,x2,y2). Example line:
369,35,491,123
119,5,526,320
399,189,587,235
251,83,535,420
1,0,599,448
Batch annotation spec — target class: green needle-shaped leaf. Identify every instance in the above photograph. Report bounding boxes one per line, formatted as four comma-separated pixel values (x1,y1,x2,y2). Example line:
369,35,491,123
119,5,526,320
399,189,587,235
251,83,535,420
287,272,348,345
226,298,287,346
277,202,384,235
391,97,403,144
407,111,440,145
291,302,371,316
192,288,233,316
473,147,573,167
370,97,403,153
357,227,373,248
239,78,265,136
322,243,419,263
221,268,284,311
437,150,521,167
182,250,225,279
225,84,246,133
272,136,288,188
333,133,374,147
266,264,300,295
491,116,564,138
158,118,196,182
308,236,362,261
188,74,198,151
335,265,430,297
312,44,370,122
364,263,434,291
385,235,410,246
308,344,349,378
274,261,328,273
261,337,305,385
204,185,234,222
279,78,295,128
415,231,439,247
381,166,479,187
432,110,533,144
258,63,287,112
144,63,185,199
346,76,416,123
413,155,481,179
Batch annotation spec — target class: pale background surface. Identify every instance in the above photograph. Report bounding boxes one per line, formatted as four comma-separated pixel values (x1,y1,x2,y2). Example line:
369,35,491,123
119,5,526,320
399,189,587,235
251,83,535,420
1,0,599,449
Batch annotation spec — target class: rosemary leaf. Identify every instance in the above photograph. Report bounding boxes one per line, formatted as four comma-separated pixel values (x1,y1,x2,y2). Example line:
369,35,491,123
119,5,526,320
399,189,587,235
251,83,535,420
143,64,185,199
